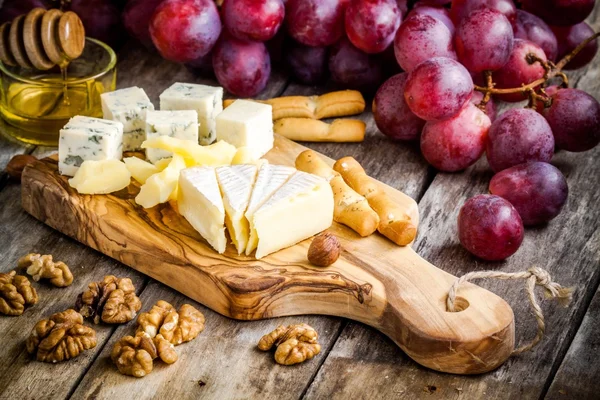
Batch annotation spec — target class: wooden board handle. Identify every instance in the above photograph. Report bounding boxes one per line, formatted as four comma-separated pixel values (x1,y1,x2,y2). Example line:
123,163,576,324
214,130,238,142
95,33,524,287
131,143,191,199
20,137,515,375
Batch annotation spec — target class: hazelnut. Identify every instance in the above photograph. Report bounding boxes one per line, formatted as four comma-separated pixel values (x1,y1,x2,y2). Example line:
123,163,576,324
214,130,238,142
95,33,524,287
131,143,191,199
6,154,37,181
307,232,341,267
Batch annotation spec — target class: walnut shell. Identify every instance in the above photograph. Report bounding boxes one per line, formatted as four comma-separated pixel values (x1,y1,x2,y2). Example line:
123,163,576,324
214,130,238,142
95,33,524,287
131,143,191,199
308,232,341,267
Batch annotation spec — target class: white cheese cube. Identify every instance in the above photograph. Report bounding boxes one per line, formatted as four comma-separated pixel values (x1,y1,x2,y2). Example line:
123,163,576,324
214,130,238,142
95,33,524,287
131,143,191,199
216,100,274,159
159,82,223,145
58,116,123,176
101,86,155,151
145,110,199,163
252,171,334,259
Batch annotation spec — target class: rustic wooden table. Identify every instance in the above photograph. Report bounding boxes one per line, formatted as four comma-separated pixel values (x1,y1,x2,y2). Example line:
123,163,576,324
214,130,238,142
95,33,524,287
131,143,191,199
1,10,599,399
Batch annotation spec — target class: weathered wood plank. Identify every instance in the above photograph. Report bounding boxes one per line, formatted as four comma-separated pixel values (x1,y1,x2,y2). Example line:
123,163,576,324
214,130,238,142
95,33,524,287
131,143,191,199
0,181,147,399
70,281,344,400
304,147,600,400
546,285,600,399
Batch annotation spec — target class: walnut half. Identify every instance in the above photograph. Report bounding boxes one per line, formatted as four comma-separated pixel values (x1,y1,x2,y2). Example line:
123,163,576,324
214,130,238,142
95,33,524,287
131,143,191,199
258,324,321,365
18,253,74,288
26,309,97,363
75,275,142,324
0,271,38,316
136,300,205,345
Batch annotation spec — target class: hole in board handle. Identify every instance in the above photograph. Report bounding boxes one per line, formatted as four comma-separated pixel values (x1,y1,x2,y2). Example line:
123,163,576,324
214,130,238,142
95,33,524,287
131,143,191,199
447,296,470,313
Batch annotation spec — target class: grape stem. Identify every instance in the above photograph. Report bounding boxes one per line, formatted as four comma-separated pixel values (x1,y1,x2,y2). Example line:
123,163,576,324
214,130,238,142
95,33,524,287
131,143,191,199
474,31,600,108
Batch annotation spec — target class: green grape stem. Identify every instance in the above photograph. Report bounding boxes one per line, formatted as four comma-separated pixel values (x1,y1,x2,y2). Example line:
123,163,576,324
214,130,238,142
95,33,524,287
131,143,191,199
474,31,600,108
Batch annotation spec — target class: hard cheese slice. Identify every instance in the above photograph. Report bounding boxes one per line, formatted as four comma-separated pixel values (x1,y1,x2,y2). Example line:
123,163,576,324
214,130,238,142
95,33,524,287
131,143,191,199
215,164,258,254
245,163,296,256
178,167,227,254
252,171,334,259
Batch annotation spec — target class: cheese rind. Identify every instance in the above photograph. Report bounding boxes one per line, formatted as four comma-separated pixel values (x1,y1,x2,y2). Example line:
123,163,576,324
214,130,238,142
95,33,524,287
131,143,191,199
178,167,227,254
215,165,258,254
253,171,334,259
145,110,199,163
101,86,155,151
58,116,124,176
159,83,223,145
216,99,274,159
245,164,296,255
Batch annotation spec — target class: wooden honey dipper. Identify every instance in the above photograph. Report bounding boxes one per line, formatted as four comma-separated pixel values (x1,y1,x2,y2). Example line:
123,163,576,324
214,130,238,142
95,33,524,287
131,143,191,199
0,8,85,70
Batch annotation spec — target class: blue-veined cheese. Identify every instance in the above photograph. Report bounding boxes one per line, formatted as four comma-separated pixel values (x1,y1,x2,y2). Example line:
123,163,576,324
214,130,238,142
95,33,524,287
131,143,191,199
159,82,223,145
145,110,199,163
101,86,155,151
216,100,274,159
58,116,123,176
178,166,227,253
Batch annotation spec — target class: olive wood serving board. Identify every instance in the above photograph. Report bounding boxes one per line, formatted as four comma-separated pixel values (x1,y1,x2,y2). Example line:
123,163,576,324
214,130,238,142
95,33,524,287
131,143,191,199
20,134,514,375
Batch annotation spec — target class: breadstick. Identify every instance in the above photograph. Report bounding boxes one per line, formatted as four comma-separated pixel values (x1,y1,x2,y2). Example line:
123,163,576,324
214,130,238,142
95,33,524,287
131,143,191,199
275,118,365,143
295,150,379,237
333,157,417,246
223,90,365,120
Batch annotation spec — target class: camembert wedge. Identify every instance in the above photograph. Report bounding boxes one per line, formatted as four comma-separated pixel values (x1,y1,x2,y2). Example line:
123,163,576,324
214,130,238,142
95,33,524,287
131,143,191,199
252,171,334,259
245,164,296,255
178,167,227,254
215,165,258,254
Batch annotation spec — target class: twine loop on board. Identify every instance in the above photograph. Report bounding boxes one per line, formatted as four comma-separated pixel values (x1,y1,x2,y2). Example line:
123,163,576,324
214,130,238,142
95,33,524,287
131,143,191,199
447,267,574,356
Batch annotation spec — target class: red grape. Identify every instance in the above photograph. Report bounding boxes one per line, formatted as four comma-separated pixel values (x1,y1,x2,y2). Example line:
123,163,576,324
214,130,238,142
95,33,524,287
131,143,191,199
418,0,451,6
345,0,401,54
535,85,560,113
396,0,409,15
222,0,284,42
404,57,473,121
409,4,455,34
150,0,222,63
494,39,547,103
487,108,554,172
458,194,524,261
522,0,594,27
490,162,568,225
285,0,345,47
285,42,328,85
185,51,215,78
552,23,599,70
123,0,163,49
470,91,497,122
212,35,271,97
450,0,516,25
454,8,514,73
69,0,124,48
420,103,490,171
328,37,383,91
514,10,558,62
394,14,456,72
373,73,425,141
544,89,600,152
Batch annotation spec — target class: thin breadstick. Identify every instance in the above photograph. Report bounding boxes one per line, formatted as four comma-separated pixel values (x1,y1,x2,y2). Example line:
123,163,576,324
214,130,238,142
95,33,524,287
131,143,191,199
333,157,417,246
295,150,379,237
223,90,365,120
275,118,365,143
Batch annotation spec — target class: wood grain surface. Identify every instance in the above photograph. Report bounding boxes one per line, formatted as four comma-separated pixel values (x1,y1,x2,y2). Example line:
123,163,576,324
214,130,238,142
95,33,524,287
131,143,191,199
21,133,516,375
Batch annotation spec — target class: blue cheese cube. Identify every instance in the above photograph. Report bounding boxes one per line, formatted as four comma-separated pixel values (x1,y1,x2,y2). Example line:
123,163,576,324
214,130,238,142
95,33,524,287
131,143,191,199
159,82,223,145
145,110,199,163
101,87,155,151
58,116,123,176
215,100,273,159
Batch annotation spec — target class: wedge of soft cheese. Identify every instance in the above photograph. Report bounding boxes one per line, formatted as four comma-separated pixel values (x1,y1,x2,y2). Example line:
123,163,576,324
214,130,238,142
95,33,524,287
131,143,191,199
101,86,155,151
58,116,124,176
159,82,223,145
245,164,296,255
216,99,274,159
145,110,199,163
252,171,334,259
215,165,258,254
178,166,227,253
